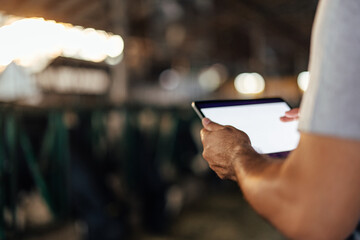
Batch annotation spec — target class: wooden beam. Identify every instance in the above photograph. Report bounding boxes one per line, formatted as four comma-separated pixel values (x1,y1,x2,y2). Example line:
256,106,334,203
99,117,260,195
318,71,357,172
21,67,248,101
53,0,81,15
61,0,100,17
108,0,128,103
43,0,64,13
83,9,111,31
70,0,104,24
233,0,311,50
17,0,51,11
0,0,28,16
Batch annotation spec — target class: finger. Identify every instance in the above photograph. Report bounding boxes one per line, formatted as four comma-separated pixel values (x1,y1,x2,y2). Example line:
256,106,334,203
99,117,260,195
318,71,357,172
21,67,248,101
285,108,300,118
202,118,224,131
280,116,295,122
200,128,208,142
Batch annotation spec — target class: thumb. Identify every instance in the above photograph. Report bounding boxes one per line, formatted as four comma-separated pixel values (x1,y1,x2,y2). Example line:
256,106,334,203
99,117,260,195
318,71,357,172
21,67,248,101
202,118,224,131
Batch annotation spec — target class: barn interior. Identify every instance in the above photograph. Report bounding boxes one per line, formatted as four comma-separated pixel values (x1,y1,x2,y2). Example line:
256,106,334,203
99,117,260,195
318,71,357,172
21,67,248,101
0,0,317,239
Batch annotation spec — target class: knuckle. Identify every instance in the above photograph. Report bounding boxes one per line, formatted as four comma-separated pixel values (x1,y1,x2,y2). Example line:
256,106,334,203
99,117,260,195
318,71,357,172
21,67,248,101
223,125,234,132
209,164,215,171
200,129,211,142
202,150,210,160
217,173,226,180
202,151,206,159
208,163,217,171
200,129,205,138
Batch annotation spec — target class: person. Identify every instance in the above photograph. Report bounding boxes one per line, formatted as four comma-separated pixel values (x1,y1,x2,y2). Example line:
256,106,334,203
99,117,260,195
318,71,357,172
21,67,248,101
200,0,360,239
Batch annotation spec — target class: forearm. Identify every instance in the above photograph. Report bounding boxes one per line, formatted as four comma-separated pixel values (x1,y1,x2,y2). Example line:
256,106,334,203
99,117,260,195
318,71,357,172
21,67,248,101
234,150,304,239
233,135,360,240
200,119,360,239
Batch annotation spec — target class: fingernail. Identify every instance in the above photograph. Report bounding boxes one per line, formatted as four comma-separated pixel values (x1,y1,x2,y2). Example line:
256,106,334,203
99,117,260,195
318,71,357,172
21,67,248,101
203,118,211,125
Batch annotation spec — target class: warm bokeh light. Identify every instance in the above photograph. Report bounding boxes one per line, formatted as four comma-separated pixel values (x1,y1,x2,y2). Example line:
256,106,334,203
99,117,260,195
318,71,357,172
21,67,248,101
0,14,124,73
198,67,221,92
198,64,228,92
234,73,265,94
0,62,40,102
36,66,110,94
159,69,181,90
106,35,125,58
297,71,310,92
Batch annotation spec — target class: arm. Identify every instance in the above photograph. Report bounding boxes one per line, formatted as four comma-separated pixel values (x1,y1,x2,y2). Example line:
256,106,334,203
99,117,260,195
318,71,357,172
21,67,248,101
201,118,360,240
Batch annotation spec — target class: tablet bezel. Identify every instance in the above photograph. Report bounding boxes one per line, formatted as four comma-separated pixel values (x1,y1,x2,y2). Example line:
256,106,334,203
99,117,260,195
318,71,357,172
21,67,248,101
192,98,294,158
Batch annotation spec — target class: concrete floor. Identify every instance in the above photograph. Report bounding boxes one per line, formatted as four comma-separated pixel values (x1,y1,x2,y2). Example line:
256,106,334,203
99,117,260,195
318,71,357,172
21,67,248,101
22,181,287,240
137,183,286,240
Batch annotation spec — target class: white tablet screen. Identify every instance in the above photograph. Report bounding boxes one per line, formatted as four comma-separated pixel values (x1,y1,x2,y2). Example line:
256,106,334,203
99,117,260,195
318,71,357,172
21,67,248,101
201,102,300,154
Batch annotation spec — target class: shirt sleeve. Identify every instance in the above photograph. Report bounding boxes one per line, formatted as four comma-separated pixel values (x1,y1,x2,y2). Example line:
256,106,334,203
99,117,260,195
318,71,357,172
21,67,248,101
298,0,360,141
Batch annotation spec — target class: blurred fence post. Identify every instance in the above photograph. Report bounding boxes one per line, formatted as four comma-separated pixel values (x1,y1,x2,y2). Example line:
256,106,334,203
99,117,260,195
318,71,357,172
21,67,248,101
5,114,17,233
52,111,71,219
0,115,5,239
91,110,107,161
19,130,55,218
121,108,138,190
155,111,179,179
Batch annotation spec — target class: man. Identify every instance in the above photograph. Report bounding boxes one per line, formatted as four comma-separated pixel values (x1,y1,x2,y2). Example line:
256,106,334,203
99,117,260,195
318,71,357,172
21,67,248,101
200,0,360,239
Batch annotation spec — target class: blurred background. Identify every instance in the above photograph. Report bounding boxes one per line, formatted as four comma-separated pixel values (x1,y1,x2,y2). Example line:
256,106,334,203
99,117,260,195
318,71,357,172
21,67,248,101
0,0,317,239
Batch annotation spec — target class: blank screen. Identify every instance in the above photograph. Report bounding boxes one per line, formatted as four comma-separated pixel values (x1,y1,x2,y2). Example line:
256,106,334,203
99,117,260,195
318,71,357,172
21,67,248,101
201,102,300,154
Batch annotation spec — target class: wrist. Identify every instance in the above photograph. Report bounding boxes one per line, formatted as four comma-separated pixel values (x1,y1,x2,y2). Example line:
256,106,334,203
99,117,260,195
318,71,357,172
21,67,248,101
231,145,257,183
232,147,272,186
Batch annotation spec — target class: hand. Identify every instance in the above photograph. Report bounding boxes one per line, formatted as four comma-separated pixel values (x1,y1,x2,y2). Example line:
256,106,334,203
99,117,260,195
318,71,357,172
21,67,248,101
200,118,256,181
280,108,300,122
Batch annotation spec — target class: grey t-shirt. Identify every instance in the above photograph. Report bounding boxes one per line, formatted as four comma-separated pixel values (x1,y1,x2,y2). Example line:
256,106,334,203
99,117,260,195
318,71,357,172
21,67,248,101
298,0,360,140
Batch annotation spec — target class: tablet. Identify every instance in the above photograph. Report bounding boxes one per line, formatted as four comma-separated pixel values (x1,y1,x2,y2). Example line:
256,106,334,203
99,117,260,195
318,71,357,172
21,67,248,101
192,98,300,157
